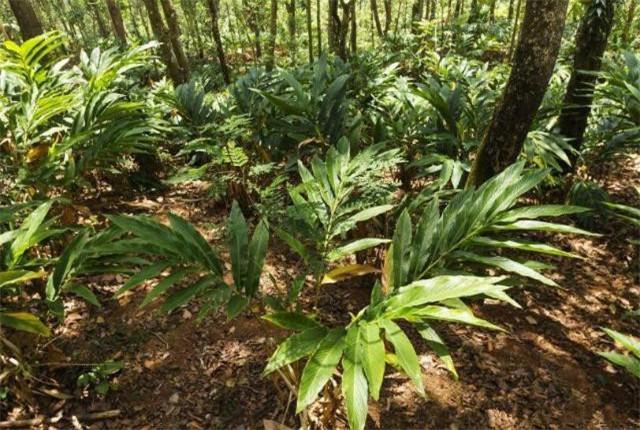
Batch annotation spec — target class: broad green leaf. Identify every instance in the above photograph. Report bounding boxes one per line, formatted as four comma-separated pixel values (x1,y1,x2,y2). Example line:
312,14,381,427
498,205,589,223
342,326,369,430
228,202,249,289
296,328,346,413
0,312,50,336
8,201,53,267
416,323,458,379
263,327,328,375
414,305,505,331
140,269,191,308
67,284,101,307
470,236,579,259
602,328,640,357
263,312,322,331
327,238,390,262
454,251,558,287
115,261,170,296
0,270,43,289
226,294,249,319
492,220,599,236
321,264,380,284
246,221,269,296
161,275,216,313
392,210,412,291
346,205,394,225
360,322,385,400
598,352,640,378
379,320,423,395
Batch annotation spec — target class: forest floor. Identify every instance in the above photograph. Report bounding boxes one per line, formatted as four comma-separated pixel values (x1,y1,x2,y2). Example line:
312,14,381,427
3,156,640,430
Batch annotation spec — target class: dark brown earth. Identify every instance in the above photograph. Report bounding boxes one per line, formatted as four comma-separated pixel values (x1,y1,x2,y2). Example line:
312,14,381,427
2,156,639,429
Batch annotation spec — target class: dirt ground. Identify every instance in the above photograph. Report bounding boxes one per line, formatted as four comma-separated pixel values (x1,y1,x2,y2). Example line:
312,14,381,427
2,156,639,429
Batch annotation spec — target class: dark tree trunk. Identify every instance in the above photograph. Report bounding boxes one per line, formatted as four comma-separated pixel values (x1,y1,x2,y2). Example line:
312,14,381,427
383,0,391,34
370,0,384,37
8,0,44,41
142,0,185,84
411,0,423,32
489,0,496,22
350,0,356,54
454,0,462,18
92,2,109,38
622,0,637,45
106,0,128,45
328,0,340,54
507,0,522,60
286,0,297,63
557,0,616,169
507,0,514,19
316,0,322,55
306,0,313,62
266,0,278,71
244,0,262,58
206,0,231,84
159,0,190,80
466,0,569,187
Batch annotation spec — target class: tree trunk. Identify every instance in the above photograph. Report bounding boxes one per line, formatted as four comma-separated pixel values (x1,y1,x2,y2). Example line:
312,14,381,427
622,0,637,45
383,0,391,34
306,0,313,62
206,0,231,84
142,0,185,84
507,0,514,19
8,0,44,41
106,0,128,45
557,0,616,168
286,0,297,63
316,0,322,55
92,2,109,38
244,0,262,58
507,0,522,60
411,0,423,32
328,0,340,54
266,0,278,70
159,0,190,80
466,0,569,187
489,0,496,22
371,0,384,37
350,0,356,54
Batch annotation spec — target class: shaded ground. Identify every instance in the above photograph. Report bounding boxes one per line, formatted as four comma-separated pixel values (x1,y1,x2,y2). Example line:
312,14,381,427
2,156,639,429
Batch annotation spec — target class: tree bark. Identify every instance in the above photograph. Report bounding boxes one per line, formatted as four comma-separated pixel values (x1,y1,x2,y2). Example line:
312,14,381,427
370,0,384,37
507,0,522,60
557,0,616,168
286,0,297,63
159,0,190,80
306,0,313,62
206,0,231,84
383,0,391,34
350,0,356,54
244,0,262,58
466,0,569,187
142,0,185,84
92,2,109,38
8,0,44,41
106,0,128,45
266,0,278,70
622,0,637,45
316,0,322,55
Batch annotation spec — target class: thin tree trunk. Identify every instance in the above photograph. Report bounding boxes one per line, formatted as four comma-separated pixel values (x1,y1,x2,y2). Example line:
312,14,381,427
127,0,144,39
244,0,262,58
316,0,322,55
328,0,340,54
507,0,522,60
383,0,391,35
306,0,313,62
8,0,43,40
507,0,514,19
430,0,436,19
350,0,356,54
159,0,189,80
371,0,384,37
622,0,637,45
92,2,109,38
466,0,570,186
266,0,278,70
489,0,496,22
106,0,128,45
286,0,297,63
557,0,616,169
142,0,185,84
206,0,231,84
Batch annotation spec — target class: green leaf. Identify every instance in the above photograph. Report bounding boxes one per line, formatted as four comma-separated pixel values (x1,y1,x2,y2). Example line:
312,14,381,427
359,322,385,400
263,327,328,375
263,312,322,331
379,320,424,395
470,236,579,259
115,261,170,296
414,305,505,331
498,205,589,223
342,326,369,430
0,312,50,336
415,323,458,379
246,221,269,296
0,270,43,289
140,269,191,308
67,284,101,307
602,328,640,357
160,275,216,313
228,202,249,289
492,220,599,236
598,352,640,378
8,201,53,267
327,238,390,262
392,210,412,291
454,251,558,287
346,205,394,225
276,227,311,263
296,328,346,413
226,294,249,319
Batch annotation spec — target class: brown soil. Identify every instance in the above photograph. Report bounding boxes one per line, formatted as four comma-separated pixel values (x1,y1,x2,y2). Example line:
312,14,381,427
2,157,639,429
